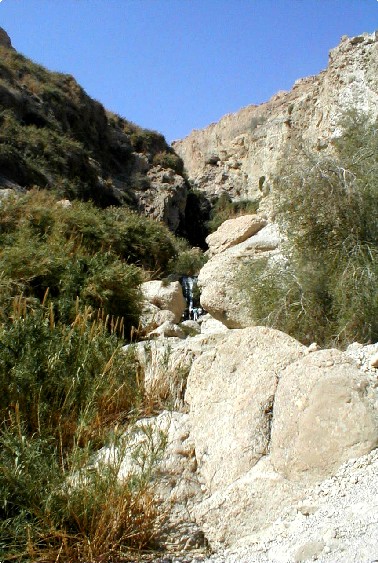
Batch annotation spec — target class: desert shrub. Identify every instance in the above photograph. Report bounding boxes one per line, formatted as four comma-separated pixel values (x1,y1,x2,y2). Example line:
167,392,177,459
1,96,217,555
104,206,179,275
0,191,144,332
241,111,378,346
207,193,259,233
168,246,206,276
152,151,184,174
0,300,161,561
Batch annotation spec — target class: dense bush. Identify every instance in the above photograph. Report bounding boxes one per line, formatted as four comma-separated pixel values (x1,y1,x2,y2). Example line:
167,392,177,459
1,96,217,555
0,187,203,560
0,300,160,561
241,111,378,346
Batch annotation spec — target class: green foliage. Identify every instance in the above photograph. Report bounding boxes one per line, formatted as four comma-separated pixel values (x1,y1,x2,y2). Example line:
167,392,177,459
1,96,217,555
207,193,259,233
152,151,184,174
241,111,378,346
0,300,160,561
168,246,206,276
0,191,184,321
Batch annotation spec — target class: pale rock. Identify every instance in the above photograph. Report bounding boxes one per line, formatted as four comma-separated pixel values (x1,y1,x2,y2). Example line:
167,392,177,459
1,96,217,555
96,411,205,549
270,349,378,483
191,456,306,549
185,326,306,493
198,222,282,328
56,199,72,208
141,280,186,323
200,314,230,335
206,214,267,257
173,33,378,213
123,332,229,411
139,302,176,333
148,320,186,339
181,319,201,335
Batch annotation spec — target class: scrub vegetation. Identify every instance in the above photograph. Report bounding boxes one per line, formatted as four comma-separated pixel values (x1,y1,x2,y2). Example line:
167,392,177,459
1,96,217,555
241,111,378,347
0,190,199,561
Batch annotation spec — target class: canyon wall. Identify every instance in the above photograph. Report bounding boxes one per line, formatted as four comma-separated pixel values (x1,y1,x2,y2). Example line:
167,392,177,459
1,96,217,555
173,32,378,206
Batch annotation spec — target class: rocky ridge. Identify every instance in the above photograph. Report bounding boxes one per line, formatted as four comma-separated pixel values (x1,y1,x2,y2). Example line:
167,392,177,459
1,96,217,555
0,28,189,233
173,32,378,211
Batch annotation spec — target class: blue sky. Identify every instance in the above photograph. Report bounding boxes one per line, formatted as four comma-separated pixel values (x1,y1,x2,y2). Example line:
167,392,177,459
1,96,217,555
0,0,377,142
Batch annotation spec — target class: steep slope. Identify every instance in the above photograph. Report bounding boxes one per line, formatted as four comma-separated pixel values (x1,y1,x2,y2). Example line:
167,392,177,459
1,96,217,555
0,28,187,232
173,31,378,208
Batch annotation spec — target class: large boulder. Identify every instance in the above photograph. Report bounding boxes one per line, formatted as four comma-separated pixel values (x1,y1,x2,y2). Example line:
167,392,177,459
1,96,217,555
184,328,378,548
139,302,176,333
141,280,186,324
185,326,306,492
198,222,281,328
206,213,267,257
95,411,205,550
123,331,230,411
270,348,378,483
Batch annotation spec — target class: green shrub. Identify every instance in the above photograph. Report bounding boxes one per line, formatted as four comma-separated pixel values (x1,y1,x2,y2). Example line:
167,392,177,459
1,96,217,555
241,111,378,346
207,193,259,233
168,246,206,276
0,300,160,561
152,151,184,174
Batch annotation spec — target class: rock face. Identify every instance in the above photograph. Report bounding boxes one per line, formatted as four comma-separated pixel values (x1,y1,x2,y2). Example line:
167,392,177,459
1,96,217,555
185,327,307,492
0,29,189,232
184,328,378,547
0,28,13,49
116,327,378,554
141,280,186,324
270,349,378,483
173,32,378,208
205,213,267,257
198,221,282,328
135,166,188,232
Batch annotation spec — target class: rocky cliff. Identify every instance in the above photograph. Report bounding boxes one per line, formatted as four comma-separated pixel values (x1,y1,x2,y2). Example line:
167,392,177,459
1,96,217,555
173,31,378,210
0,28,189,233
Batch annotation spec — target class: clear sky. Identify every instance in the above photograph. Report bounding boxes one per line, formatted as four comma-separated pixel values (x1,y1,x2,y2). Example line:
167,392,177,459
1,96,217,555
0,0,377,142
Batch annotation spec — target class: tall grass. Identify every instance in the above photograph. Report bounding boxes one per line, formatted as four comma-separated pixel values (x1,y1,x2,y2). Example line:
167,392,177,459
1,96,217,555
0,297,161,562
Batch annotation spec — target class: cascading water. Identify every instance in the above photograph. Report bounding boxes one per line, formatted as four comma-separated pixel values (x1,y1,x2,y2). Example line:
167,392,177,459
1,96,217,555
180,276,203,320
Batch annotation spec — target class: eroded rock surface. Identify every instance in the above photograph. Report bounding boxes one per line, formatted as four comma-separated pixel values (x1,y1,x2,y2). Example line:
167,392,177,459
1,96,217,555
198,222,282,328
141,280,186,324
173,33,378,210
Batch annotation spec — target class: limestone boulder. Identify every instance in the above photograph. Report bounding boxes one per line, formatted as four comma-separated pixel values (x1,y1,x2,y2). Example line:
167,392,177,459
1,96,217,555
191,457,305,548
96,411,205,550
139,302,176,333
141,280,186,324
200,314,229,335
198,223,282,328
124,332,230,411
185,326,306,492
270,348,378,483
147,320,185,339
206,214,267,257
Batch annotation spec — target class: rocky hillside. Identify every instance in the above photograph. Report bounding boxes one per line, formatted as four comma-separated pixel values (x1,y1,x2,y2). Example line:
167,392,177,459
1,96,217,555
0,28,194,234
173,31,378,210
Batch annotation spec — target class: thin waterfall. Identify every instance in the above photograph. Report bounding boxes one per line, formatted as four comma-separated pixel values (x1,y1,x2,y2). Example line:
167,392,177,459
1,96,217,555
180,276,202,320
